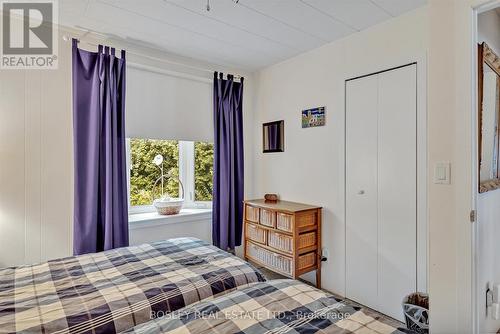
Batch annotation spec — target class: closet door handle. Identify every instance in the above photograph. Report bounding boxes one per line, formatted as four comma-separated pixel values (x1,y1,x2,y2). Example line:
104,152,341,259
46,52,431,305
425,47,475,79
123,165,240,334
357,190,365,195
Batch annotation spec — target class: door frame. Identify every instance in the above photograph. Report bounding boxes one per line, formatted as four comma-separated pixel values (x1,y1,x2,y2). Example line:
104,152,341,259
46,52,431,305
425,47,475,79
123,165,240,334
344,57,428,296
472,2,500,333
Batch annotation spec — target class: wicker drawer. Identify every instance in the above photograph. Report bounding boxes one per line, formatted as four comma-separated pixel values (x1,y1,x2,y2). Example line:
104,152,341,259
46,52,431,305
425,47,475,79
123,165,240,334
245,205,260,223
276,212,294,232
298,232,316,250
260,209,276,228
245,223,267,244
268,231,293,254
296,211,317,229
246,241,293,276
268,231,317,254
298,252,316,270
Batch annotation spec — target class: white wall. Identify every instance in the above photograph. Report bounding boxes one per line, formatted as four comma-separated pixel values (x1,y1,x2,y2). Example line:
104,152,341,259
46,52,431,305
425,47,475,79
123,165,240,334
251,7,428,297
0,23,73,267
0,23,255,267
477,8,500,334
129,214,212,245
426,0,497,332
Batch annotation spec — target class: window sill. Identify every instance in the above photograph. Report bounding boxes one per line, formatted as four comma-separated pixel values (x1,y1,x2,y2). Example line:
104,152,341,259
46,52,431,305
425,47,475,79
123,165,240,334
129,208,212,230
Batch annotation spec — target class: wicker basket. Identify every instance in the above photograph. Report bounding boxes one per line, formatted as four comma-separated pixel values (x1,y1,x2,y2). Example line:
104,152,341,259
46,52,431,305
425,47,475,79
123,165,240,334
296,212,316,228
246,241,293,276
260,209,276,227
268,231,293,253
298,232,316,249
153,198,184,215
152,174,184,215
246,223,266,244
276,212,293,232
267,231,316,254
298,252,316,269
245,205,260,222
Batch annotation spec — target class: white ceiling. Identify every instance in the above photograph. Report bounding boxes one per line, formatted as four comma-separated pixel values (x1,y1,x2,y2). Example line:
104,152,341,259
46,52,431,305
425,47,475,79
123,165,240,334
59,0,427,71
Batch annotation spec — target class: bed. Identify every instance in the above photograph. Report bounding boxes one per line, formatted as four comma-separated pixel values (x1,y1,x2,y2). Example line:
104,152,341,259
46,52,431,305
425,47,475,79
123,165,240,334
0,237,265,333
127,279,411,334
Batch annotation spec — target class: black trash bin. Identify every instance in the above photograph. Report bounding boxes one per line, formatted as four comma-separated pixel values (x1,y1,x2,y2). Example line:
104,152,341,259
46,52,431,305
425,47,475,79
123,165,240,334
402,292,429,334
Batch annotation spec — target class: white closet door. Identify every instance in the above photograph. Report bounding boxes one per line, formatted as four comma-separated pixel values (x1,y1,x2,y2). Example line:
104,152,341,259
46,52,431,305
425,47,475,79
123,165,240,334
377,65,417,321
345,64,417,322
345,75,379,311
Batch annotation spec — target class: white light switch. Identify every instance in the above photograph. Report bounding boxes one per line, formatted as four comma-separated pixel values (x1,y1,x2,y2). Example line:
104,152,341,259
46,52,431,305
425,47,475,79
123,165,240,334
434,162,451,184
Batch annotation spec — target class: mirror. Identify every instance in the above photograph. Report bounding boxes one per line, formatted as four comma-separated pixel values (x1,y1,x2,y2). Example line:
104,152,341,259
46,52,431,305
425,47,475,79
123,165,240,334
478,42,500,192
263,120,284,153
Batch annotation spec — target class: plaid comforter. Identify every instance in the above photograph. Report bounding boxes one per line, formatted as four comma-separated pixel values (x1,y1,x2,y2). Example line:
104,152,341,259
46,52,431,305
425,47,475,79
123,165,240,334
128,279,411,334
0,237,265,334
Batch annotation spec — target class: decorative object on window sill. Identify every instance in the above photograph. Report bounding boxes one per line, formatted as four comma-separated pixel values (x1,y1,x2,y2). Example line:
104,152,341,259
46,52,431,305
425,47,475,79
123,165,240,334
264,194,279,203
302,107,325,128
263,120,284,153
152,154,185,215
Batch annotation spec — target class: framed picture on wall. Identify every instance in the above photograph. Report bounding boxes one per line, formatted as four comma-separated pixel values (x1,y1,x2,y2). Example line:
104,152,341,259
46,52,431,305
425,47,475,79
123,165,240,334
263,120,284,153
302,107,325,128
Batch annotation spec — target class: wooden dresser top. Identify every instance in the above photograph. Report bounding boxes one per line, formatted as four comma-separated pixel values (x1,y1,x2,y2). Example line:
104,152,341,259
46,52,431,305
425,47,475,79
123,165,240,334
244,199,321,213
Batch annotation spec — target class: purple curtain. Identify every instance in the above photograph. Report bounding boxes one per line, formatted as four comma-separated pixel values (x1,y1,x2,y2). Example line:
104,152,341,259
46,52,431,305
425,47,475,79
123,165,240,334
212,72,244,251
72,39,128,255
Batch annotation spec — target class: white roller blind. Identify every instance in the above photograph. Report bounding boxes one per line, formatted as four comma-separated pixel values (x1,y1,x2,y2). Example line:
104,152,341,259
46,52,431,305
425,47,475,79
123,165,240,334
126,66,213,142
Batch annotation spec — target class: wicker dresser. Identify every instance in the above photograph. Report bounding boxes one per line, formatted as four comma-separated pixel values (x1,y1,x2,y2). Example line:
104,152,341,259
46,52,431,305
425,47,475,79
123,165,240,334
243,199,322,288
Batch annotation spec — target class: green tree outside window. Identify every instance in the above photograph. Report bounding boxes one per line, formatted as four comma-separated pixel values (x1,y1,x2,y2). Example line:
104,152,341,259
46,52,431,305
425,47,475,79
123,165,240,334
130,139,179,206
129,139,214,206
194,142,214,201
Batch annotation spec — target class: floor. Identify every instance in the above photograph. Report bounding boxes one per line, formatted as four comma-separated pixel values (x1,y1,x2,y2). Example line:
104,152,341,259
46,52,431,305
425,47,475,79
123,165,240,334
253,263,406,331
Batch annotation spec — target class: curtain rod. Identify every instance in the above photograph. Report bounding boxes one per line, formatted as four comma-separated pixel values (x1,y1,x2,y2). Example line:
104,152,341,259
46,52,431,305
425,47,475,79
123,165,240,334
63,35,243,81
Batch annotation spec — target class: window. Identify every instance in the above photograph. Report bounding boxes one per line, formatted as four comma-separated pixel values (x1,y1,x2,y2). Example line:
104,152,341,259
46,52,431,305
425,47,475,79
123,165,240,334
194,142,214,201
127,138,214,212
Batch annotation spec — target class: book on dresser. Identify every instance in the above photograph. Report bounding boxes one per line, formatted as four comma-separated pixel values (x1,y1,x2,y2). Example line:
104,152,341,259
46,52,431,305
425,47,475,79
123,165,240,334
243,199,322,288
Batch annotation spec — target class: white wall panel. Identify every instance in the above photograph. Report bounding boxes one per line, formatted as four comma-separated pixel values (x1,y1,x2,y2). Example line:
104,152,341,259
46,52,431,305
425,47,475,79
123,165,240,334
129,218,212,245
0,21,74,267
40,38,74,261
24,72,42,264
0,71,26,267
